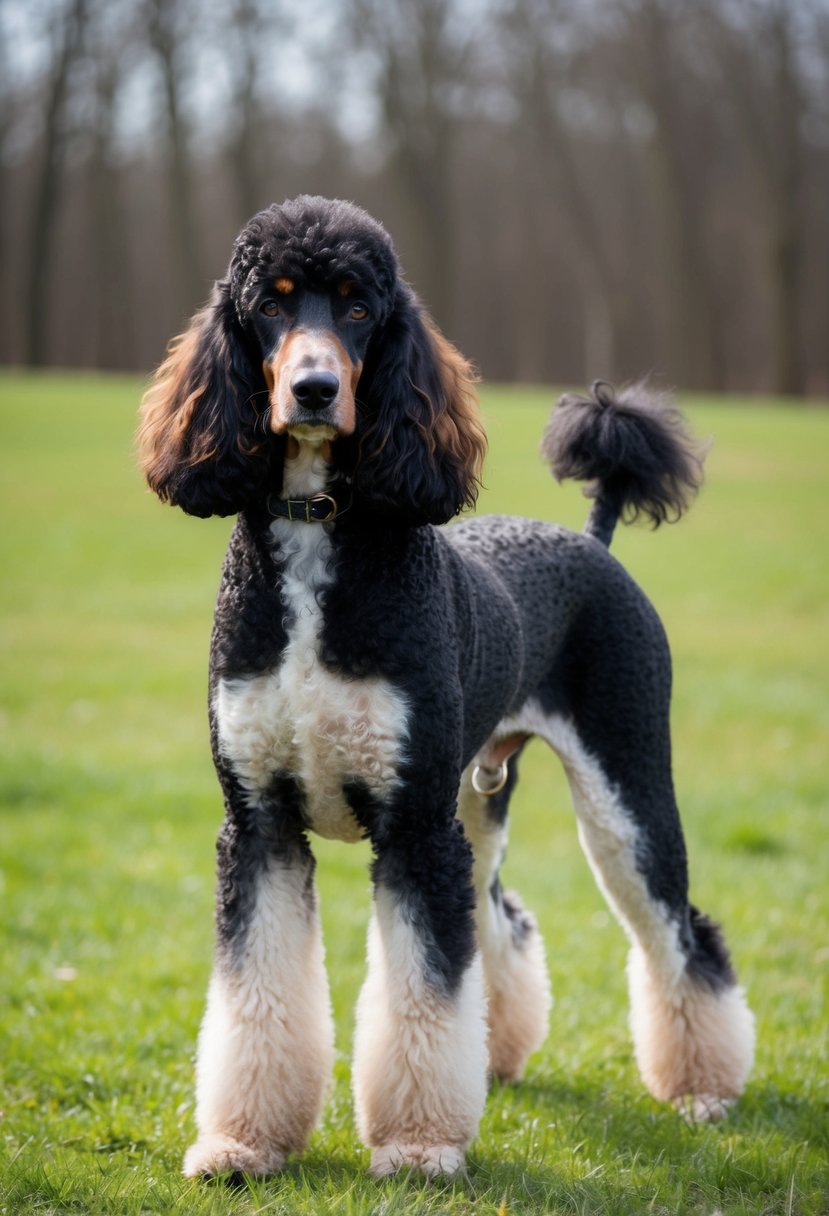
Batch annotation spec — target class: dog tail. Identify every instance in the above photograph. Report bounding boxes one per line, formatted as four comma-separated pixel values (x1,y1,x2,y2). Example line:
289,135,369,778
540,379,707,548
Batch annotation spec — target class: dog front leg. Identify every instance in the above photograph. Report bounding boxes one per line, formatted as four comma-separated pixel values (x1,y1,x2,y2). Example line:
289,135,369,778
352,820,488,1178
183,813,334,1177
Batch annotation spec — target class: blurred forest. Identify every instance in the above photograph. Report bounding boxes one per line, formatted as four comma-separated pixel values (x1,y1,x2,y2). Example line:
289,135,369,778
1,0,828,393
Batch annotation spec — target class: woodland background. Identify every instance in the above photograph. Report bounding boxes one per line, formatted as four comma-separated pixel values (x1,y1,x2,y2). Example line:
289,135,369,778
2,0,828,395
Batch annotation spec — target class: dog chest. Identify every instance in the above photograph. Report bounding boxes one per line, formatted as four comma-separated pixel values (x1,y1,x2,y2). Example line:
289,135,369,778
214,524,408,842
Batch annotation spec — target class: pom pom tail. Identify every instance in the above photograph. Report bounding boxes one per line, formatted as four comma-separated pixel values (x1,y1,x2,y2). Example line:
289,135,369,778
541,380,708,546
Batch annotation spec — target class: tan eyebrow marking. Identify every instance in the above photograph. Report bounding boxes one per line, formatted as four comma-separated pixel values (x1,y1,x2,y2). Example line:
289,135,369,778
338,280,355,298
274,277,295,295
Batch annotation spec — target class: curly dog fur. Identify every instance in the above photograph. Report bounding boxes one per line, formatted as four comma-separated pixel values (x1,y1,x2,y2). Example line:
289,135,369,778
138,195,754,1179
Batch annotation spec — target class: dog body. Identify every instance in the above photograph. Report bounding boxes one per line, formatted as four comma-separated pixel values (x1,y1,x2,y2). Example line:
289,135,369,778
139,196,754,1179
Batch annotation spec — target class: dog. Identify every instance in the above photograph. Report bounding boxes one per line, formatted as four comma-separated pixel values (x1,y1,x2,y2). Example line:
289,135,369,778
138,195,755,1179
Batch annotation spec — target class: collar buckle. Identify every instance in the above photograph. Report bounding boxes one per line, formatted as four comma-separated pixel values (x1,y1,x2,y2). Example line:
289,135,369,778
267,489,349,524
305,493,338,523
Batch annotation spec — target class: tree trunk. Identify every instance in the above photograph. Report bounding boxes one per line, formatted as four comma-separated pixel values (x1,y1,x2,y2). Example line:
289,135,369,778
704,0,805,395
502,2,622,383
24,0,88,367
629,0,723,389
351,0,462,331
89,61,134,369
226,0,265,225
767,3,804,396
147,0,203,314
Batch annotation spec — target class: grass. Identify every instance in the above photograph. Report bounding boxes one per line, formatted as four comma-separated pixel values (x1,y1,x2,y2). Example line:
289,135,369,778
1,369,828,1215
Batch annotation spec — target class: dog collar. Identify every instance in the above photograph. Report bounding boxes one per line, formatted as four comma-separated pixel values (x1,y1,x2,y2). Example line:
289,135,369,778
266,488,352,524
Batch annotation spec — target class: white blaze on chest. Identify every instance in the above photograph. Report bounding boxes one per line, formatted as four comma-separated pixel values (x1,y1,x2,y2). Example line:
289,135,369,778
214,442,408,842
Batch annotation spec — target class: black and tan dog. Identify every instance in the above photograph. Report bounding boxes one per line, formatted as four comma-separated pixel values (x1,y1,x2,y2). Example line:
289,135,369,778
139,195,754,1179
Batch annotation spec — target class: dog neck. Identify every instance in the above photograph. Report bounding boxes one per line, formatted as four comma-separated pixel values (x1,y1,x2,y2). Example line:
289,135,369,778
264,433,351,527
282,433,333,498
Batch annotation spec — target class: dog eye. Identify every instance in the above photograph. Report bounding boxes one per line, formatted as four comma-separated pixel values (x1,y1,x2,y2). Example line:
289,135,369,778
350,302,369,322
260,300,280,317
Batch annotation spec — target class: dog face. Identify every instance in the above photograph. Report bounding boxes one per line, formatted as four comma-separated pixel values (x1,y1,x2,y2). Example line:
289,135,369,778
229,196,399,445
250,276,377,441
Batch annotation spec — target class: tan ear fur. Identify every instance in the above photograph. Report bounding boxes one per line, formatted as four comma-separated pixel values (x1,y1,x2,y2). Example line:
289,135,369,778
424,320,487,509
137,314,211,502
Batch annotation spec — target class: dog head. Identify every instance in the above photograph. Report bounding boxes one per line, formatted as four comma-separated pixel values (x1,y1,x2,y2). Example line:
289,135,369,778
138,196,486,525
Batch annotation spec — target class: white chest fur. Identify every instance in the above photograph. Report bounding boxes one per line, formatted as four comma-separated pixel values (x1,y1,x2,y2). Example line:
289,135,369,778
214,478,408,842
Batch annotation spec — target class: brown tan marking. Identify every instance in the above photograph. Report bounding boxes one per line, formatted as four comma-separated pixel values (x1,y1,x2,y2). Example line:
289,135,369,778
138,310,235,496
274,277,295,295
264,330,360,437
357,316,486,515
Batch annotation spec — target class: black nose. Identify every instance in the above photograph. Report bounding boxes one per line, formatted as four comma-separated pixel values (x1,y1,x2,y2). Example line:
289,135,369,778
291,371,339,411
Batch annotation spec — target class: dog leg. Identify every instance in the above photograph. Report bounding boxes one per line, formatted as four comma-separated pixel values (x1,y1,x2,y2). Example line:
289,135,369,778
457,755,551,1082
183,814,334,1177
352,821,488,1178
544,712,754,1120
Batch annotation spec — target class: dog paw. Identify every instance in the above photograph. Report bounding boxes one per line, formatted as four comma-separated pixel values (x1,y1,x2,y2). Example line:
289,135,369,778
673,1093,734,1123
370,1142,466,1179
183,1133,285,1178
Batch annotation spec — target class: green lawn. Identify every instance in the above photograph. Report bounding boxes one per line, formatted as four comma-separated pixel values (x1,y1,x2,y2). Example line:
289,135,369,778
1,370,827,1215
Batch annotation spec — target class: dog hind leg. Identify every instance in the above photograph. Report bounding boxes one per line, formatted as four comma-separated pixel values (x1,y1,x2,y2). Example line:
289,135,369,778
542,709,755,1120
457,752,552,1082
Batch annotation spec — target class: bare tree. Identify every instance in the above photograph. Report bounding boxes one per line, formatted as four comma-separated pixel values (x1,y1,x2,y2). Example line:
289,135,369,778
347,0,479,330
0,0,824,391
619,0,724,389
145,0,204,314
807,0,829,391
703,0,807,395
222,0,271,224
0,1,12,305
500,0,625,381
83,0,137,367
23,0,88,366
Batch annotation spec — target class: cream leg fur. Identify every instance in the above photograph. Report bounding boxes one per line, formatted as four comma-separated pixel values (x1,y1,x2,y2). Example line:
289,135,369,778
542,713,754,1118
628,944,755,1120
352,885,488,1178
458,774,551,1081
183,861,334,1176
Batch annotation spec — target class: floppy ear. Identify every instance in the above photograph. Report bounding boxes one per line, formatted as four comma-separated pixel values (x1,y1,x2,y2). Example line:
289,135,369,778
137,281,274,517
353,286,487,525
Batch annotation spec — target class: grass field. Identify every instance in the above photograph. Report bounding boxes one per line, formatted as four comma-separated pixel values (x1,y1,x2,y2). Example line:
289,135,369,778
1,369,827,1215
